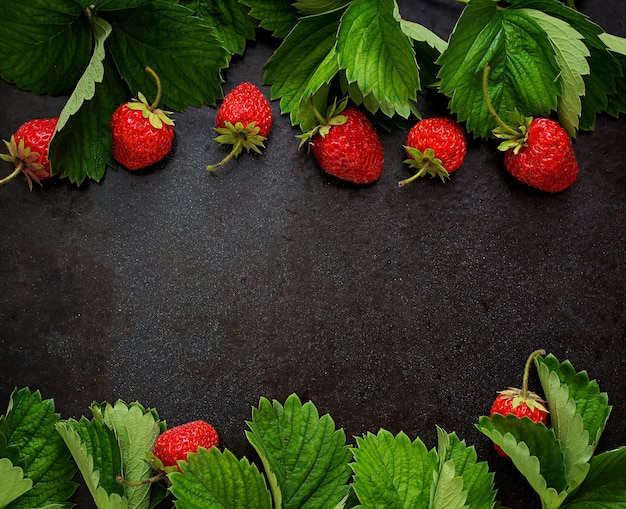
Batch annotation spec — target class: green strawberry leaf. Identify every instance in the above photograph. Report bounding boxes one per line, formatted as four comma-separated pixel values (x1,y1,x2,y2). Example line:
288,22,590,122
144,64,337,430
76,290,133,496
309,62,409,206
437,0,561,138
0,388,77,509
293,0,351,15
562,447,626,508
0,458,32,508
239,0,299,38
168,446,272,509
90,401,163,509
432,459,467,509
336,0,420,119
599,33,626,118
56,416,127,509
520,9,589,137
180,0,257,56
477,414,568,509
536,354,611,453
0,0,92,95
101,0,230,111
245,394,352,509
350,429,439,508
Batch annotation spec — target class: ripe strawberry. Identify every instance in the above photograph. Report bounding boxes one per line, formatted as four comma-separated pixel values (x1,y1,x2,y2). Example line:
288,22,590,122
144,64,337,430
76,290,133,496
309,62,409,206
0,117,58,190
207,82,273,170
399,116,467,186
152,420,219,472
111,66,175,170
490,349,548,457
298,100,384,185
502,117,578,193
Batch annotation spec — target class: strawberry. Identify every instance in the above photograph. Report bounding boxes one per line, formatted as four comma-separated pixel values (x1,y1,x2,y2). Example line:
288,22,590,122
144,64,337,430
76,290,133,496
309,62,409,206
399,117,467,186
207,82,273,170
482,63,578,193
0,117,58,190
490,349,548,457
299,100,384,185
110,66,175,170
152,420,219,472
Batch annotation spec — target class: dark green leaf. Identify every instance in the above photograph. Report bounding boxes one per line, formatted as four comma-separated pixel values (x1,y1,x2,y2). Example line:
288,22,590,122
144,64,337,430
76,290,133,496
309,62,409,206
293,0,351,15
239,0,299,38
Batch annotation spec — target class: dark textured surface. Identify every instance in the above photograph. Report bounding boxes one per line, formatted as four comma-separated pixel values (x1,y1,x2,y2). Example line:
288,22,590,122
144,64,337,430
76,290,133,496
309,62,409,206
1,2,625,508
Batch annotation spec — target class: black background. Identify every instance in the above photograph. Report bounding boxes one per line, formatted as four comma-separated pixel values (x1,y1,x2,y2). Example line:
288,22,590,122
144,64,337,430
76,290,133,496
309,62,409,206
1,1,625,508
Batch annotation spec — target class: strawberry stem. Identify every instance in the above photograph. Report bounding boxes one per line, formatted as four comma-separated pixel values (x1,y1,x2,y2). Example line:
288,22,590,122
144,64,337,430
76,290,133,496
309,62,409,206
207,139,243,171
309,101,328,126
145,66,162,113
116,472,166,487
521,349,546,399
0,162,23,185
481,64,519,138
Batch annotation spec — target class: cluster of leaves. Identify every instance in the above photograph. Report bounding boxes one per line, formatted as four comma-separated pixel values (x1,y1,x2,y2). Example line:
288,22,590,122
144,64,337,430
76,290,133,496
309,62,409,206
1,354,626,508
0,0,624,186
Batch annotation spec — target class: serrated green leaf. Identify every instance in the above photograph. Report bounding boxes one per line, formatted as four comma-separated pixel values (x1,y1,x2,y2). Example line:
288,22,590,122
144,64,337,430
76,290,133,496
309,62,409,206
537,355,611,452
246,394,352,509
400,19,447,54
0,457,32,509
264,10,342,127
102,0,230,110
239,0,299,38
521,9,589,137
350,429,439,508
0,388,77,509
0,0,92,95
431,459,468,509
168,447,272,509
49,56,128,184
56,417,126,509
181,0,256,56
600,33,626,56
477,414,568,509
437,0,561,138
336,0,420,119
563,447,626,508
293,0,351,15
56,15,112,134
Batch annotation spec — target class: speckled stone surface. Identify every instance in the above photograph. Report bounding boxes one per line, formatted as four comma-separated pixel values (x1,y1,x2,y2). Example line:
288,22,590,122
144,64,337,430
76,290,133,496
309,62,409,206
1,2,625,508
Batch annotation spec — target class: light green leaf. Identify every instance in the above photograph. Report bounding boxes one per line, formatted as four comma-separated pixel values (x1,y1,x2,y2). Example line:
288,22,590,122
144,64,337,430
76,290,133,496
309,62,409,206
264,10,342,126
239,0,299,38
521,9,589,137
57,15,112,133
56,417,127,509
337,0,420,119
400,19,447,54
431,459,468,509
245,394,352,509
437,0,561,138
0,0,92,95
168,447,272,509
0,388,77,509
563,447,626,508
350,429,439,508
0,458,32,509
599,33,626,56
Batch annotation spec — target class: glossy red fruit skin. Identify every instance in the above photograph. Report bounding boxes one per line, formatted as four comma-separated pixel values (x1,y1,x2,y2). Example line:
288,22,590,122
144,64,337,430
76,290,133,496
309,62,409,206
152,420,219,471
490,392,548,457
311,107,384,185
216,82,273,137
110,104,175,170
14,118,59,180
405,117,466,173
504,118,578,193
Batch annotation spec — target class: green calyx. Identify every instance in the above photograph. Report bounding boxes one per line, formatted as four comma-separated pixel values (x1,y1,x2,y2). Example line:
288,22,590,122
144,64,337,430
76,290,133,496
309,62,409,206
207,121,267,170
482,63,533,154
127,66,175,130
296,97,349,150
399,146,450,186
499,348,549,414
0,136,44,190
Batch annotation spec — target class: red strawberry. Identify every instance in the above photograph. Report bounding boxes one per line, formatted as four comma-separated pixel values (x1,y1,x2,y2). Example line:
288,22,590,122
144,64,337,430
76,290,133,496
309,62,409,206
490,349,548,457
503,117,578,193
299,101,384,185
111,66,175,170
152,420,219,472
399,117,467,186
0,117,58,190
207,82,273,170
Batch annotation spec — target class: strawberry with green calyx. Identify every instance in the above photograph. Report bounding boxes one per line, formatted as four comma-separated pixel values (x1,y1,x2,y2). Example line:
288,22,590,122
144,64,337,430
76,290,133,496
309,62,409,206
298,98,384,185
0,118,58,190
482,63,578,193
399,117,467,186
152,420,219,472
110,66,175,170
207,82,273,170
490,348,549,458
